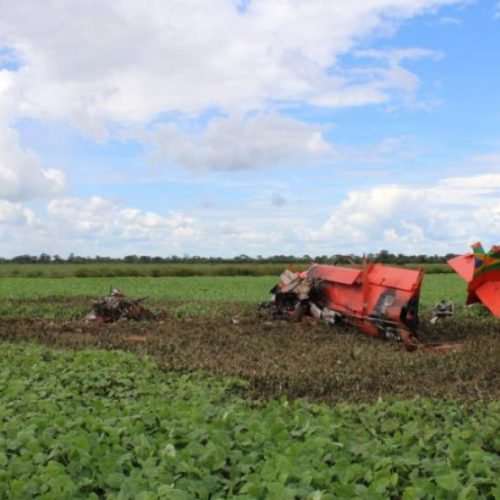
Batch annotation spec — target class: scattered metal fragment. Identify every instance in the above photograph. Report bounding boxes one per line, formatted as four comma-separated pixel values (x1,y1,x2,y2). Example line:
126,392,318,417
84,288,155,323
430,300,455,325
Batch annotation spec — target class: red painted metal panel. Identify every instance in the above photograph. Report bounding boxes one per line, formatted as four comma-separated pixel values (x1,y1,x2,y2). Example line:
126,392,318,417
308,264,362,285
308,263,423,341
320,281,363,313
367,264,423,291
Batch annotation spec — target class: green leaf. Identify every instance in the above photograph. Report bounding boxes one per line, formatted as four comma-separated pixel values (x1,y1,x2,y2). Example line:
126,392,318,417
106,472,127,489
457,484,478,500
370,475,392,494
402,486,426,500
436,471,461,492
157,485,192,500
239,482,265,496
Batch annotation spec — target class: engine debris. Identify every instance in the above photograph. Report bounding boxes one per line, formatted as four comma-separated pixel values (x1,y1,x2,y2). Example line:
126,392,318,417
430,300,455,325
84,288,155,323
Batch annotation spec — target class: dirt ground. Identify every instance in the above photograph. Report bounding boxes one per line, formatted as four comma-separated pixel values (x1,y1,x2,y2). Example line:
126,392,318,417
1,300,498,404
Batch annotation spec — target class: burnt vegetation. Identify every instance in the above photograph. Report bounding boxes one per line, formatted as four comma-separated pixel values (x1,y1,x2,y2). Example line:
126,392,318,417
0,299,498,405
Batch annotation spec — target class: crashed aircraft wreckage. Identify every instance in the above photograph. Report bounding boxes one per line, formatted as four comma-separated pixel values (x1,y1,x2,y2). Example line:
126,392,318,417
261,261,424,349
84,288,155,323
448,242,500,317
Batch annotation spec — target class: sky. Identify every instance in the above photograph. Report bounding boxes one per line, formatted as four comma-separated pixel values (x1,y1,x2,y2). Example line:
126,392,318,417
0,0,499,258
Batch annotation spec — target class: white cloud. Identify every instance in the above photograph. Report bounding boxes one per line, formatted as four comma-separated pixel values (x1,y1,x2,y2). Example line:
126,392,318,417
0,123,64,202
144,113,333,170
47,197,120,235
0,0,461,186
313,48,443,108
300,172,500,253
139,114,420,172
0,68,65,202
0,69,16,115
46,196,200,247
437,16,462,24
1,169,497,257
0,200,34,225
119,208,199,241
0,0,460,127
0,200,36,247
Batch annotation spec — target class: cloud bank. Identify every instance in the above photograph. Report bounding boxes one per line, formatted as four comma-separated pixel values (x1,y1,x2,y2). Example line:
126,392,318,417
2,0,488,258
0,0,459,124
0,170,497,257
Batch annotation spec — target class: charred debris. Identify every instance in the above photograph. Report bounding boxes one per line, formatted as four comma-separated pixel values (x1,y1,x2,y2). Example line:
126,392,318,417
84,288,156,323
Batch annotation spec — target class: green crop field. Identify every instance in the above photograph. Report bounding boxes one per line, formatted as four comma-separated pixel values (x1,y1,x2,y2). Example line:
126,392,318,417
0,262,452,279
0,273,498,498
0,273,466,318
1,343,499,499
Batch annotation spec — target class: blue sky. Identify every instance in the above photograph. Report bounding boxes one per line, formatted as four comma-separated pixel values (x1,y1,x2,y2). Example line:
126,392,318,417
0,0,499,257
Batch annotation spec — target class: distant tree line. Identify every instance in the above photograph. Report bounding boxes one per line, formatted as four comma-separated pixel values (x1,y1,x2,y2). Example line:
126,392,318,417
0,250,458,265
